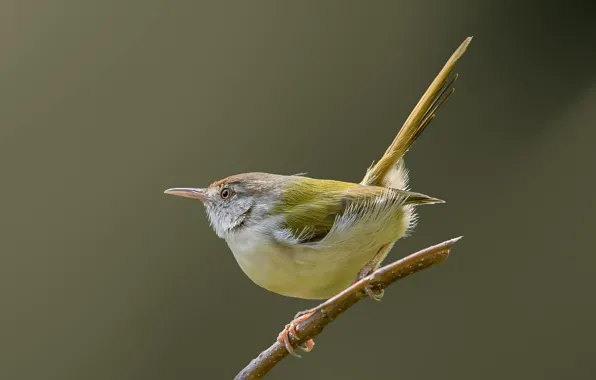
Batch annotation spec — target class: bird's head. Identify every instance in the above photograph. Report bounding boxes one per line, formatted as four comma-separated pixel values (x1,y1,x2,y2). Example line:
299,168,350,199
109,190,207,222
164,172,290,238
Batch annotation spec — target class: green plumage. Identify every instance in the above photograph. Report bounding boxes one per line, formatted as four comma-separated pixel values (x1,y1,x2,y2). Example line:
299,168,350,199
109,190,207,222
164,37,471,301
271,177,441,243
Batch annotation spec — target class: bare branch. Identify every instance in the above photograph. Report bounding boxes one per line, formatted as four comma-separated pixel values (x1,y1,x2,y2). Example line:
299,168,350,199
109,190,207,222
235,237,462,380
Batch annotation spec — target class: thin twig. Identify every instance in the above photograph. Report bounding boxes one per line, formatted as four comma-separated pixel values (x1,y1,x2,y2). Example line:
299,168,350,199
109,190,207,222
235,237,462,380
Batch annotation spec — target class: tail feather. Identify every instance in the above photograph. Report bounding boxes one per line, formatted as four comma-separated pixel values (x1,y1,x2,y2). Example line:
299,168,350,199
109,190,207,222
362,37,472,187
401,190,444,206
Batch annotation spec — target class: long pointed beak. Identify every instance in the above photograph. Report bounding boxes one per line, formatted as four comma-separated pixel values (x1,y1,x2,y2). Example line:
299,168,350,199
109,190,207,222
164,187,209,202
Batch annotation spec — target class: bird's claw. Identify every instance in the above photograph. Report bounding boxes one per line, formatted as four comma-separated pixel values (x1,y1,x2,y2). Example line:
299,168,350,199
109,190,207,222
354,269,384,301
364,285,384,301
277,312,315,358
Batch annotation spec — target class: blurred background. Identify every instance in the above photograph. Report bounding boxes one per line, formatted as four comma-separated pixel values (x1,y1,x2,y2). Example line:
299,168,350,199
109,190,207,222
2,1,595,379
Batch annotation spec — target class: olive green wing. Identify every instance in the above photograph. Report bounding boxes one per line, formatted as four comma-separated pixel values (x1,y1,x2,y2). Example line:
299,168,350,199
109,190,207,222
275,191,349,244
271,178,441,245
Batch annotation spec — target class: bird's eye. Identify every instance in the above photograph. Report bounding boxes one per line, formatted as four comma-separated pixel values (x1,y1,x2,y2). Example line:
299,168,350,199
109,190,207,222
220,188,231,199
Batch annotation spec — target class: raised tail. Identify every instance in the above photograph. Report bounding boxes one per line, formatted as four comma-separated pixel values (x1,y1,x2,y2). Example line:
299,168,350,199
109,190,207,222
361,37,472,187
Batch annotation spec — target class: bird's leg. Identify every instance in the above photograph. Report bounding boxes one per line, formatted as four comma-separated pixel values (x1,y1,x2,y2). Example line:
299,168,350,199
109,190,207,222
354,244,392,301
277,311,316,358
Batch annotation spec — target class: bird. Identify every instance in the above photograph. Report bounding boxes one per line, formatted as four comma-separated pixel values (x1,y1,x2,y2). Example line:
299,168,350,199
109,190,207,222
165,37,471,356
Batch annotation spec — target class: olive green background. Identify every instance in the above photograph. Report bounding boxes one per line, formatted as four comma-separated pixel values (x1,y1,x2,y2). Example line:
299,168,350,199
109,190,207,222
2,1,595,379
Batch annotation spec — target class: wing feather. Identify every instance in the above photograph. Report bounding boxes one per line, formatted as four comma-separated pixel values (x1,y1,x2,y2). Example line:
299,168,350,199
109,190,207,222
272,180,441,246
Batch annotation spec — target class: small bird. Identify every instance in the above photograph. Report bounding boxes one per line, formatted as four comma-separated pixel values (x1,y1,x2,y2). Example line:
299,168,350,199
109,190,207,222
165,37,471,356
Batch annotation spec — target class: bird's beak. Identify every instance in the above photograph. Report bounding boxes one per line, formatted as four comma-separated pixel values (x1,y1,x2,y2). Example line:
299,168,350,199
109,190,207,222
164,188,209,202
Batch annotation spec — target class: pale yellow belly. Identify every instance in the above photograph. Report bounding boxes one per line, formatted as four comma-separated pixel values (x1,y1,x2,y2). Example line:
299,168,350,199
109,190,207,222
226,204,411,299
227,228,402,299
231,242,381,299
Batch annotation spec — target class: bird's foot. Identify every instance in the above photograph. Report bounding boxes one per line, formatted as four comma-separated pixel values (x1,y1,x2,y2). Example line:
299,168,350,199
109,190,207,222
277,311,315,358
354,265,384,301
364,285,384,301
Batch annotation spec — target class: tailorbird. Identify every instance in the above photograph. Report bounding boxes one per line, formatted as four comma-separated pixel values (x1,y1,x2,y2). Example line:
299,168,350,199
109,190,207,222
165,37,471,356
